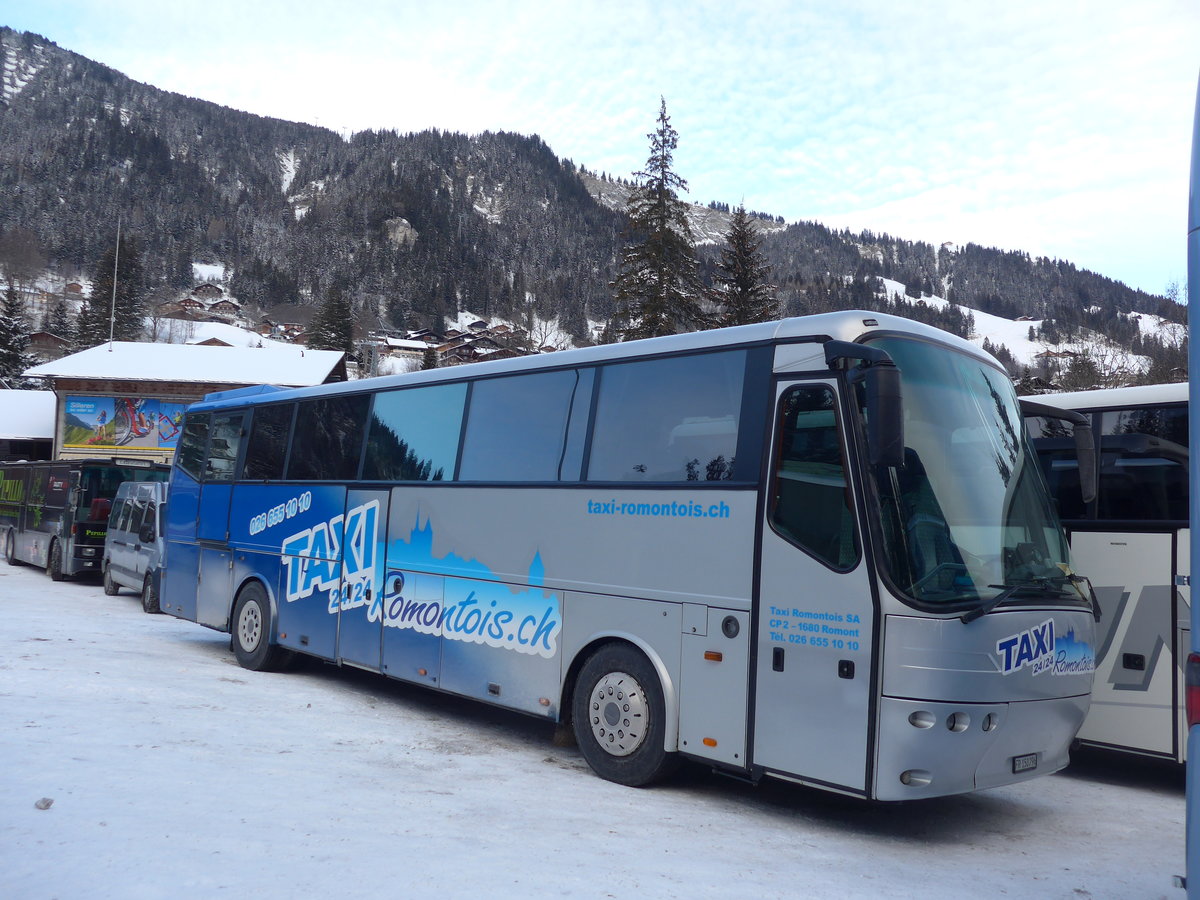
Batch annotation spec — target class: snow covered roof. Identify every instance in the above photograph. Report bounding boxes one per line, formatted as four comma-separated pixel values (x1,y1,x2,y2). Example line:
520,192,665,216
0,390,56,439
24,342,344,387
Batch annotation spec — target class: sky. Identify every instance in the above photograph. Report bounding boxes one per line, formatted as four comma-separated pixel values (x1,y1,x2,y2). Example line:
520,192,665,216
3,0,1199,297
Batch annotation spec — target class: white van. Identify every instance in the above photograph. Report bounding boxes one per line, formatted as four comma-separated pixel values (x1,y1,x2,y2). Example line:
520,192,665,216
102,481,167,613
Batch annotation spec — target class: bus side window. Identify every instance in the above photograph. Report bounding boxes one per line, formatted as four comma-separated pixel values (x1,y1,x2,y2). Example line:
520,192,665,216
363,383,466,482
587,351,745,482
177,414,210,483
769,385,858,570
1098,405,1189,521
243,404,295,481
459,369,590,481
205,413,245,483
287,396,369,481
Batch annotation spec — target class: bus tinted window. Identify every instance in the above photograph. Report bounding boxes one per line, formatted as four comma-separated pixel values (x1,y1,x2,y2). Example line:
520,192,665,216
288,396,370,481
177,414,210,482
205,413,245,483
770,385,857,569
362,383,465,482
460,369,592,481
587,351,745,482
1027,413,1091,521
243,404,295,481
1098,405,1188,521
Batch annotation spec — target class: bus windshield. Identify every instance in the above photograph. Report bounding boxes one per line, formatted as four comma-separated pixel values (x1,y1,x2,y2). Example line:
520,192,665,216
865,336,1074,611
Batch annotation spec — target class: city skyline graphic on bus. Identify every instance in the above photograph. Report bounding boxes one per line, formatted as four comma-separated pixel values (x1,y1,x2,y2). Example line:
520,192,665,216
64,395,185,450
383,514,561,659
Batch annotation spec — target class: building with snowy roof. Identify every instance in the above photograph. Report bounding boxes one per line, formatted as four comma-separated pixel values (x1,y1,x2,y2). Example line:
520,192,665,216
24,342,346,462
0,390,56,461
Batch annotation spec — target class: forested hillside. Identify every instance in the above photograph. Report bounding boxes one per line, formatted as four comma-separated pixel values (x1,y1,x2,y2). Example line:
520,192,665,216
0,26,1184,363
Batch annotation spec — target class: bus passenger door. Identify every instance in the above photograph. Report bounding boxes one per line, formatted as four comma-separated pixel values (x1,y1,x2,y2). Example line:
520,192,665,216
753,379,876,794
1071,530,1180,757
195,412,244,629
336,489,389,671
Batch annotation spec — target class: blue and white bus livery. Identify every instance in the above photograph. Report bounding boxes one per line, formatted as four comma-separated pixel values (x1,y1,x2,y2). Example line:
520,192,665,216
161,310,1096,800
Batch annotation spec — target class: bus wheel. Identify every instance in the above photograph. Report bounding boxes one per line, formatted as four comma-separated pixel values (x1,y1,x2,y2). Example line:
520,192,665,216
141,574,160,614
231,583,291,672
5,530,21,566
47,541,65,582
102,564,120,596
572,644,679,787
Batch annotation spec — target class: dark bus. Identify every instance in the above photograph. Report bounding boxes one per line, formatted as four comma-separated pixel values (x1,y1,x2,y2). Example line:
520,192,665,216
1,458,170,579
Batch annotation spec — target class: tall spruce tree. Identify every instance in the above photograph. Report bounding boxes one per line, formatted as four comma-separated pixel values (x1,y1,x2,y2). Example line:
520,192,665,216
307,287,354,355
710,204,777,326
78,233,146,347
0,283,38,387
610,98,704,340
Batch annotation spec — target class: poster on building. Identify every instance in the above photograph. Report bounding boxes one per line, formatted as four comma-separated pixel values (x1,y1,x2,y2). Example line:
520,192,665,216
63,396,186,450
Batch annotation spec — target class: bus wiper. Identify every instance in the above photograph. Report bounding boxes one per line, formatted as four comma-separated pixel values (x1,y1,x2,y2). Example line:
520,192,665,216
960,576,1069,624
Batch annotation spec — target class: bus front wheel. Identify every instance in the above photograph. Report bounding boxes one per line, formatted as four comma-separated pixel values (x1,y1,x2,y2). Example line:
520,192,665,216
47,541,65,581
571,644,678,787
231,583,291,672
102,564,119,596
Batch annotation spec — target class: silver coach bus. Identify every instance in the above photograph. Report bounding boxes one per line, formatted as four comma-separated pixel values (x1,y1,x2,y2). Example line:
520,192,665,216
160,310,1097,800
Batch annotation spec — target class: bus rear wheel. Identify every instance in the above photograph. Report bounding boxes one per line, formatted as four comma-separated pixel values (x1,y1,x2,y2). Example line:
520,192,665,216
142,574,160,614
231,582,291,672
571,644,678,787
47,541,65,581
5,530,21,566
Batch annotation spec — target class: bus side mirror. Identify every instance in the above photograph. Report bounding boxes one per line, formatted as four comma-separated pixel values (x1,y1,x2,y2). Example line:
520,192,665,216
1019,399,1097,505
863,362,904,468
824,340,904,469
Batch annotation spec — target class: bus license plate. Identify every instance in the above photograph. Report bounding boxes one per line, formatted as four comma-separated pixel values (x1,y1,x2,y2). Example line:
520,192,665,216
1012,753,1038,774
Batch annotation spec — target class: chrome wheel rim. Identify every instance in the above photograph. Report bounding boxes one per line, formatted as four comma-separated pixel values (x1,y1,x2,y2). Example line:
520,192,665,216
237,601,263,652
587,671,648,757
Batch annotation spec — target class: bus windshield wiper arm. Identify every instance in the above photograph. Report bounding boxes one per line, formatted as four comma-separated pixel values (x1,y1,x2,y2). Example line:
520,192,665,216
960,577,1067,624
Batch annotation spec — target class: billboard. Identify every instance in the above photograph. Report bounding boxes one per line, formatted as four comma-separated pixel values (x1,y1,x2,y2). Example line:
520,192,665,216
63,396,187,451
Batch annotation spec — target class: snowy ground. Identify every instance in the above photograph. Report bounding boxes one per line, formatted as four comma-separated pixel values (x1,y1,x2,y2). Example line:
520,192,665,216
0,561,1185,900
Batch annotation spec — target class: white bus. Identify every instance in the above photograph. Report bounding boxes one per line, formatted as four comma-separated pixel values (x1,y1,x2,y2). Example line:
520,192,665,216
1027,382,1190,762
161,310,1097,800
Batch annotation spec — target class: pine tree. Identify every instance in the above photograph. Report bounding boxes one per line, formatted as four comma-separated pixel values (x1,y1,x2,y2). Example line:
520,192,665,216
421,345,439,370
41,296,74,339
0,284,38,387
307,287,354,355
78,233,146,348
610,98,705,340
710,204,777,327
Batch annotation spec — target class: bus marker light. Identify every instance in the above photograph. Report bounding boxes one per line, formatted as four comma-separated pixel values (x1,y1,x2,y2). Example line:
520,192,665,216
539,697,550,707
703,737,717,747
1185,653,1200,728
703,651,723,662
417,668,428,677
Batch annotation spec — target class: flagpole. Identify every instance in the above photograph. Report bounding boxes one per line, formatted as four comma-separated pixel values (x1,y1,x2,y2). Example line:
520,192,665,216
108,215,121,350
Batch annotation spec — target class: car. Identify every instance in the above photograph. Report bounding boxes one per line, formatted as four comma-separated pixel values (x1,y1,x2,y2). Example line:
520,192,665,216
101,480,167,613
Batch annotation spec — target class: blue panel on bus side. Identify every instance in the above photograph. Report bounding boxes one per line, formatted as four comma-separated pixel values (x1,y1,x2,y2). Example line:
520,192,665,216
335,489,388,670
379,495,562,713
265,484,347,661
163,474,200,620
197,484,233,543
163,539,200,621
